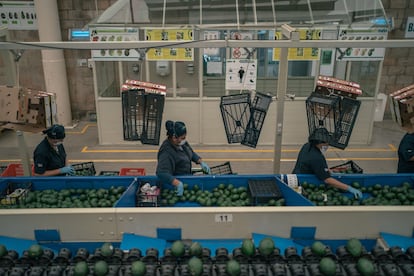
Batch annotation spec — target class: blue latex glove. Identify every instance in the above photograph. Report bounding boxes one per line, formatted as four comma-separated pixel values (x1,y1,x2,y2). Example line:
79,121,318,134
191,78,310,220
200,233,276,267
176,181,184,196
60,166,75,175
347,186,362,199
200,162,211,174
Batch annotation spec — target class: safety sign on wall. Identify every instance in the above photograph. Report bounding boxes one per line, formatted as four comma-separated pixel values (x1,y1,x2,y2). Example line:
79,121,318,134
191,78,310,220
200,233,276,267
225,59,257,91
273,28,321,61
336,28,388,61
203,30,220,57
230,31,255,59
405,16,414,38
90,27,140,61
145,28,194,61
0,1,37,30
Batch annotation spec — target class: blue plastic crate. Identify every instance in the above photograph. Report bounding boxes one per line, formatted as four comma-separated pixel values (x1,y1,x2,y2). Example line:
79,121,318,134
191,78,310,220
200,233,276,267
117,175,312,207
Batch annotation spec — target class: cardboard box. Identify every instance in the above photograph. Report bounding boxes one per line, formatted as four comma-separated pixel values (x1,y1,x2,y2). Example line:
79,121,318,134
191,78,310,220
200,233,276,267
0,86,57,132
390,84,414,128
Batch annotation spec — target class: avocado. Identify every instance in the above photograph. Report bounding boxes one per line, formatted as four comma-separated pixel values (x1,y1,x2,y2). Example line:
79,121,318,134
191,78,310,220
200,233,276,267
100,242,114,257
226,259,241,276
258,237,275,256
73,261,89,276
171,240,185,257
189,241,203,257
346,238,363,257
356,257,375,276
319,257,336,276
241,239,255,257
311,241,327,257
188,256,203,276
94,260,109,276
131,260,146,276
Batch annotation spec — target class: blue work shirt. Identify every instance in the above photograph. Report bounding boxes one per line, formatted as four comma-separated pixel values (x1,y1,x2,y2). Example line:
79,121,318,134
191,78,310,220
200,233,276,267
156,139,201,184
33,137,67,175
397,133,414,173
292,142,330,181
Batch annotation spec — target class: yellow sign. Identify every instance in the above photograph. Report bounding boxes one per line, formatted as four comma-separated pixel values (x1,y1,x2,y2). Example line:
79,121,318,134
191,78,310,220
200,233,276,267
145,29,194,61
273,29,321,61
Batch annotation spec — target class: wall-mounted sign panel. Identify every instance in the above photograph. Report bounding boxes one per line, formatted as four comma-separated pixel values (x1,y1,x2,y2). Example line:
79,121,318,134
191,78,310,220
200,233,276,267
90,27,140,61
405,16,414,38
273,28,321,61
336,28,388,61
0,1,37,30
225,59,257,91
230,31,254,59
145,28,194,61
203,30,220,56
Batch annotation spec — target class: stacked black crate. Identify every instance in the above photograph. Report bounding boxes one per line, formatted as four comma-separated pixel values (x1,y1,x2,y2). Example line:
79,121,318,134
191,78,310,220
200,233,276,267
121,88,165,145
307,75,362,149
220,92,272,148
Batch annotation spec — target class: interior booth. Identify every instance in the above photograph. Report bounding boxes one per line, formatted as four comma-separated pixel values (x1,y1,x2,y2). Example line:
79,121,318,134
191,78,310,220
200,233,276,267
90,0,391,147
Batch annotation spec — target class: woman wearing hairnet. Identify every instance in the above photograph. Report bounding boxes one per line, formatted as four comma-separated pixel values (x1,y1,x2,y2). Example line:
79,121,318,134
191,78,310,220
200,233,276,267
33,124,74,176
292,128,362,199
156,120,210,196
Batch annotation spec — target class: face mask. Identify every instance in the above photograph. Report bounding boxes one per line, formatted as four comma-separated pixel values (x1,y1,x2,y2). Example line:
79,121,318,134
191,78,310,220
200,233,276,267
179,139,186,146
52,141,63,147
321,145,329,153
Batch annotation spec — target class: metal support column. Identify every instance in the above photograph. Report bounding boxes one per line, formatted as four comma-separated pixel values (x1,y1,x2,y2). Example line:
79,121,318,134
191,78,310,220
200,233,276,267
34,0,72,126
273,25,299,173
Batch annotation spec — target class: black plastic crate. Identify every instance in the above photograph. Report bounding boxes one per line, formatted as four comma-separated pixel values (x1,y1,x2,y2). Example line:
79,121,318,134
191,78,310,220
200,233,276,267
210,162,233,175
248,179,283,206
98,171,120,176
122,89,165,145
306,92,360,150
220,93,251,144
0,182,32,206
72,162,96,176
330,160,363,174
192,162,233,175
242,108,267,148
136,181,161,207
331,97,361,150
122,89,146,141
251,92,272,112
141,92,165,145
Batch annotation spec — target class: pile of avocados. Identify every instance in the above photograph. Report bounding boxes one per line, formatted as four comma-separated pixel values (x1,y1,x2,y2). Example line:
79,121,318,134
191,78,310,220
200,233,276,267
0,237,413,275
0,186,126,209
160,183,285,207
301,181,414,206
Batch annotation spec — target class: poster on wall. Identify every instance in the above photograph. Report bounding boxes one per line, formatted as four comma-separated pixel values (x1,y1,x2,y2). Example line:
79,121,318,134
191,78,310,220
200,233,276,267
273,28,321,61
225,59,257,91
203,30,220,56
230,31,255,59
336,28,388,61
0,1,37,30
145,28,194,61
90,27,140,61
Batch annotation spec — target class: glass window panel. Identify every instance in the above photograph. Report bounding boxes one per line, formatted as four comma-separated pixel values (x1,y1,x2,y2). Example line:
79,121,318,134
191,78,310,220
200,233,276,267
349,61,380,97
96,61,121,97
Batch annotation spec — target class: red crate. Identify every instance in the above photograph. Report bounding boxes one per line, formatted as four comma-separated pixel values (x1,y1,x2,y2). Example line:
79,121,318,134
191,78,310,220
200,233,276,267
119,168,146,176
1,164,36,177
1,164,24,177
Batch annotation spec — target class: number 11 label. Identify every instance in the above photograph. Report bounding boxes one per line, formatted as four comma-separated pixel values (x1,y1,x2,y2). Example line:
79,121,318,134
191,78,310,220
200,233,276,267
215,214,233,223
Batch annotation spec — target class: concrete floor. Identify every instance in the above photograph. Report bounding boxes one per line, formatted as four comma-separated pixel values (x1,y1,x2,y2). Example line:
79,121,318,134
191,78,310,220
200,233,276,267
0,119,405,176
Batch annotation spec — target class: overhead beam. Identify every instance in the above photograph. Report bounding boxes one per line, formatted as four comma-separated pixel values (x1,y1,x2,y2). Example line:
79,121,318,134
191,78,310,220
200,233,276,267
0,39,412,50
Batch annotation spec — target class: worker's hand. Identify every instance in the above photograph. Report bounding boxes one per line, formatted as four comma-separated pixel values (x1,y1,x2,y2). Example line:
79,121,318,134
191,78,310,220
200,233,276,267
200,162,211,174
176,181,184,196
60,166,75,175
347,186,362,199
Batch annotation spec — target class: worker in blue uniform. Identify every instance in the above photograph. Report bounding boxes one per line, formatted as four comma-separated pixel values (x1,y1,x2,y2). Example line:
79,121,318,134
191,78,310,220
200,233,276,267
156,120,210,196
33,124,74,176
292,128,362,199
397,131,414,173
